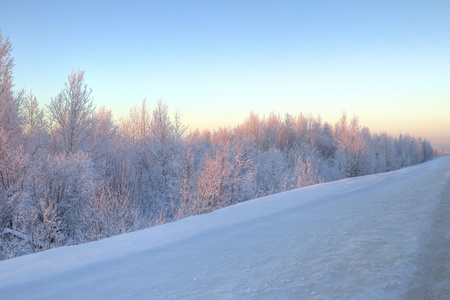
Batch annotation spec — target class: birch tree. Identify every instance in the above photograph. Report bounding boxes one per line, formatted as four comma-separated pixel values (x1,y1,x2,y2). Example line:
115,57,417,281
47,69,95,155
0,31,26,235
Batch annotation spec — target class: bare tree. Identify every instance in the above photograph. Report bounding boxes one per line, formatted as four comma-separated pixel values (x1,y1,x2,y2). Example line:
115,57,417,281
22,90,46,134
195,142,231,214
119,99,151,143
47,69,95,155
0,31,27,249
0,31,23,140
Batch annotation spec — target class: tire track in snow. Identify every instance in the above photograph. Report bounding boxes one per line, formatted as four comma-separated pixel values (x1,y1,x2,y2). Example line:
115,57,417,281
406,170,450,299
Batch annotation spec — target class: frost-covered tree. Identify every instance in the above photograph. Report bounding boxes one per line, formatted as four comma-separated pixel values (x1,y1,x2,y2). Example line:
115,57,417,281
0,31,23,140
0,32,27,253
422,139,434,161
228,137,256,204
119,99,151,143
0,146,28,233
89,106,119,169
237,111,261,145
176,138,197,219
195,141,232,214
333,114,369,177
22,90,46,134
295,156,322,188
255,147,287,196
118,100,186,221
259,112,281,151
47,69,95,155
78,180,144,242
41,153,94,242
21,90,49,165
148,101,185,199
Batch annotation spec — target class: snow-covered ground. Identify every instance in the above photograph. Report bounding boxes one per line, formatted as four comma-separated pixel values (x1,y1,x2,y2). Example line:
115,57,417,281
1,156,449,299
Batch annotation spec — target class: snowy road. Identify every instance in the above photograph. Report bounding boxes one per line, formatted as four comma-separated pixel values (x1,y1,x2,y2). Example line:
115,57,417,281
1,156,450,299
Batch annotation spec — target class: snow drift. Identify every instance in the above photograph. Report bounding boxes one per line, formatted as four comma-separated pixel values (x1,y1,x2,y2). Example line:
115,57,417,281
1,156,449,299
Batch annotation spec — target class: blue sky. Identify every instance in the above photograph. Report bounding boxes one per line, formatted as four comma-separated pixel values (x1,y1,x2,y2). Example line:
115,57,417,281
1,0,449,150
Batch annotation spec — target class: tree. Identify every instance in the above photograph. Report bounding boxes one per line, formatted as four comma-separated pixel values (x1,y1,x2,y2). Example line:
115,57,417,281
78,180,144,242
144,100,186,219
255,147,287,196
89,106,119,164
47,69,95,155
258,112,282,151
0,145,28,231
0,31,24,151
21,90,49,163
119,100,187,221
295,156,322,188
195,141,232,214
0,31,27,249
176,136,200,219
237,111,261,145
22,90,46,134
333,113,368,177
40,153,94,243
0,31,23,141
119,99,151,143
0,32,14,102
229,137,256,203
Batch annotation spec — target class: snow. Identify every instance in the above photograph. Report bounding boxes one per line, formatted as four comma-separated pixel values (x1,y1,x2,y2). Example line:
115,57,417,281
1,156,449,299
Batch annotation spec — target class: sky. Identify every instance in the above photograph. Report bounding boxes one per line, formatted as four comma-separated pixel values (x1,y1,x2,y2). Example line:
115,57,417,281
0,0,449,150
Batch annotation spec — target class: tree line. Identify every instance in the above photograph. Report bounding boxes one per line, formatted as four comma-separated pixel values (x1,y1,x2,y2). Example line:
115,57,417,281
0,32,435,259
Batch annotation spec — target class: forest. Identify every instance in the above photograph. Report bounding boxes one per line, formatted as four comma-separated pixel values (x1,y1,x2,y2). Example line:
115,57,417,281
0,32,435,260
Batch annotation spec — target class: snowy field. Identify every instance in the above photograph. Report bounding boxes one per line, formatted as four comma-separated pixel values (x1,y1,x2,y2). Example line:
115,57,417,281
1,156,449,299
